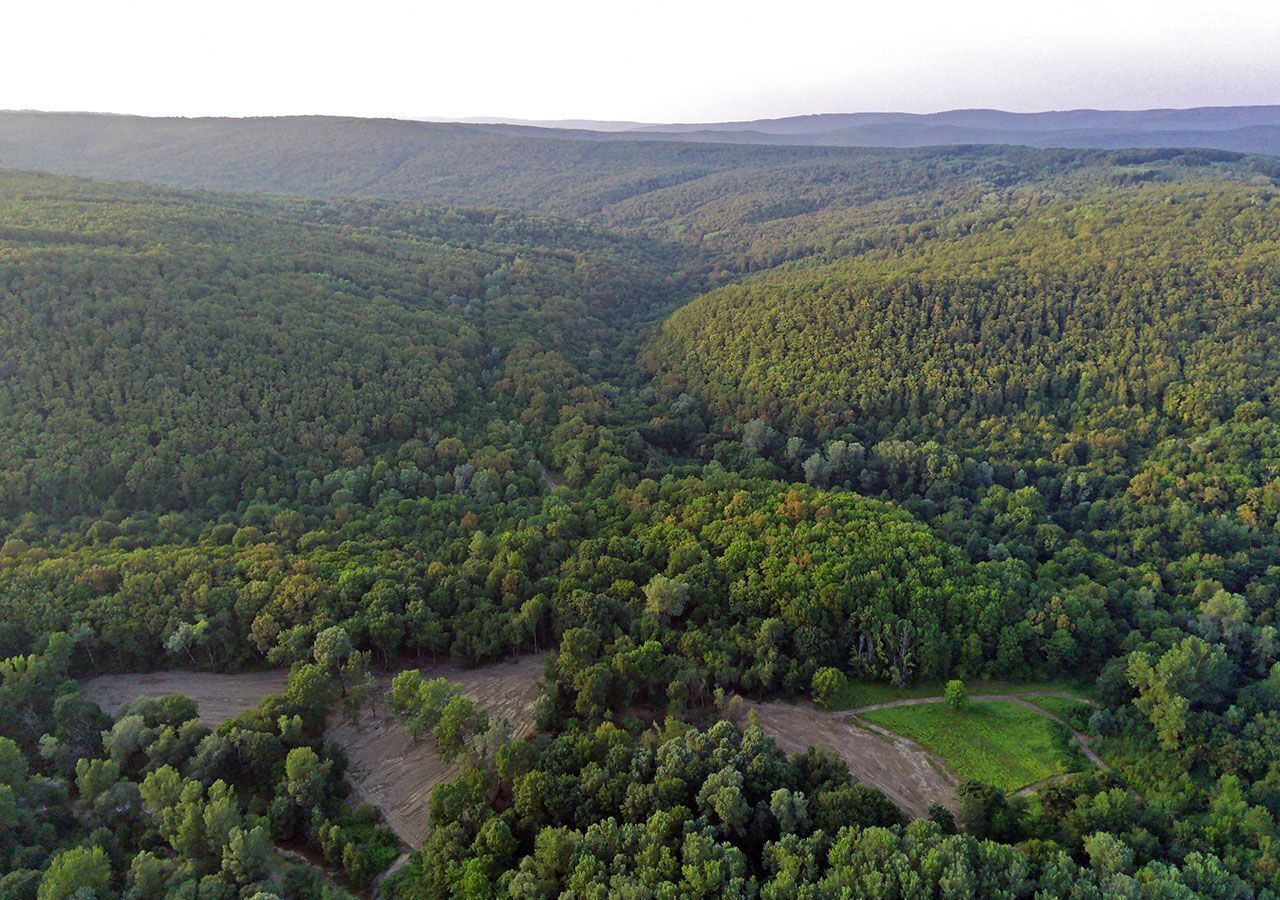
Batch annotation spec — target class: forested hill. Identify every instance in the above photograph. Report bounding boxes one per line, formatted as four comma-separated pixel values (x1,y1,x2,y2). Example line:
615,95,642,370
7,110,1280,276
654,180,1280,447
5,136,1280,896
0,170,683,523
0,110,951,214
651,178,1280,588
0,112,1268,222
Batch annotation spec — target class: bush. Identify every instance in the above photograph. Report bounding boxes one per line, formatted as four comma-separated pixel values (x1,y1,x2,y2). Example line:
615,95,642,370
945,679,968,710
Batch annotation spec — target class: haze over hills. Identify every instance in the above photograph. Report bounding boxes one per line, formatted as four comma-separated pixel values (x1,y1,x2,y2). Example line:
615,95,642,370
3,107,1278,210
3,108,1280,228
456,104,1280,155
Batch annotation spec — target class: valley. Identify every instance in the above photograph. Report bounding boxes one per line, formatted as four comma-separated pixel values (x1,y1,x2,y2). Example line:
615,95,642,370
1,114,1278,897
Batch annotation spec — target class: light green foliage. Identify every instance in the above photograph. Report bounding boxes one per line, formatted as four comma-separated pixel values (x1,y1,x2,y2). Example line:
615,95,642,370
386,671,494,761
284,746,330,809
1127,637,1232,751
387,672,459,741
221,823,273,885
945,679,968,710
642,574,689,619
1084,831,1134,875
864,701,1080,791
810,667,846,709
313,626,353,672
37,845,112,900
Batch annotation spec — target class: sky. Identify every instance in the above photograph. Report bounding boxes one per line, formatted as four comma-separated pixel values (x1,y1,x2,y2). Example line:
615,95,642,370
6,0,1279,122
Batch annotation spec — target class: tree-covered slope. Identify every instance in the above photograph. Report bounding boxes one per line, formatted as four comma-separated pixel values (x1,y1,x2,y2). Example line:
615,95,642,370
653,181,1280,459
0,111,954,216
5,146,1280,896
0,171,678,522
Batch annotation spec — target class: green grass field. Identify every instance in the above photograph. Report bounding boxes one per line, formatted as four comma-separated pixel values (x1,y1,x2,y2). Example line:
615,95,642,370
830,678,1092,711
862,701,1081,791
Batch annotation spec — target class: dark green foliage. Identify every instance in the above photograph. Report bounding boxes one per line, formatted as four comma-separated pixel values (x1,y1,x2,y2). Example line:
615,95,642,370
0,171,680,524
0,637,385,897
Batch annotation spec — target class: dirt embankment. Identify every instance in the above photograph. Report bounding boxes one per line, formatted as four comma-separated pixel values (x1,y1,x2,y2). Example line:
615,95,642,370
84,669,289,725
82,654,547,847
84,663,1092,838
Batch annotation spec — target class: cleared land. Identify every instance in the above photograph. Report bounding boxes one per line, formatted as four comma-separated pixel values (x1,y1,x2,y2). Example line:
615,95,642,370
861,701,1078,792
84,664,1094,835
329,655,544,846
747,699,957,817
748,687,1103,815
83,669,288,724
82,654,546,847
831,678,1093,711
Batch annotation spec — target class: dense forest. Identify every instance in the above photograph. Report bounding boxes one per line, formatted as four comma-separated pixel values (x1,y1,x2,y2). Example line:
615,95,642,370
2,123,1280,898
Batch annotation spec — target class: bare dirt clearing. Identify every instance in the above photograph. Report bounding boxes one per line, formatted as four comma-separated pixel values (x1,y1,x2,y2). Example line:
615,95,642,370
746,698,957,817
330,654,545,846
82,654,546,847
749,690,1103,818
83,669,288,725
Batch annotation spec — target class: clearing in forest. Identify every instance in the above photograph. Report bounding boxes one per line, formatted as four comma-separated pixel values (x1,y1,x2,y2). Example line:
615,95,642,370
330,655,545,847
83,669,288,724
82,654,546,847
747,699,958,817
861,701,1080,792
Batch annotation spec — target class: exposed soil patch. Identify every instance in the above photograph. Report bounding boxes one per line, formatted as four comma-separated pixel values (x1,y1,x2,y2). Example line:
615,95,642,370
748,690,1104,818
82,654,547,847
83,669,288,725
329,655,545,846
746,698,957,817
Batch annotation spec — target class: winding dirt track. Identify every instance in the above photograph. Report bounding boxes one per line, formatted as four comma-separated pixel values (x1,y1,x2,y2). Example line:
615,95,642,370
83,654,546,847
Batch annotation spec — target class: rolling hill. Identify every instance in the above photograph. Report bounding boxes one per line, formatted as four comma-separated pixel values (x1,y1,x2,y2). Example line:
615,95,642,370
479,105,1280,155
0,170,676,520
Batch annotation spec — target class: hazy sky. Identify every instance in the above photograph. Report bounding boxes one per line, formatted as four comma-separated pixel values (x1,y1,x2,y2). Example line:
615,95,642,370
7,1,1279,121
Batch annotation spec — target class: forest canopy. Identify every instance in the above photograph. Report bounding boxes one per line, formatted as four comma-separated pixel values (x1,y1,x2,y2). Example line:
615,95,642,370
2,133,1280,897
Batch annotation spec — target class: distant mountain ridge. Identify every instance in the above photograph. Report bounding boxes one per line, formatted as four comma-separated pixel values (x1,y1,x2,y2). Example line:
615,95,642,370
2,108,1278,219
455,105,1280,155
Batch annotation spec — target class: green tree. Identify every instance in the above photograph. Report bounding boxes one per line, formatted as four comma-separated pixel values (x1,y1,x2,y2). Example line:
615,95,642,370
811,668,846,709
643,575,689,620
38,845,112,900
